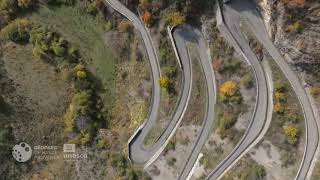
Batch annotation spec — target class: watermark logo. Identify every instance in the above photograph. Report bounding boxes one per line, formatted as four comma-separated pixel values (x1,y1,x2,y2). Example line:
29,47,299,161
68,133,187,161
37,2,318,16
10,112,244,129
12,142,32,162
63,144,75,153
63,144,87,160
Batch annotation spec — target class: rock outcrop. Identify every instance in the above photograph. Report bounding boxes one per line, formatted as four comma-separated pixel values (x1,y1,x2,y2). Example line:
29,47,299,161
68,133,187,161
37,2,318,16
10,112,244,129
258,0,320,84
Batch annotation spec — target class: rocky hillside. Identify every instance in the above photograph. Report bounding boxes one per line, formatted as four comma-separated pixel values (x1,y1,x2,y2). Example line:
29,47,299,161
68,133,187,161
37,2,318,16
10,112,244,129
258,0,320,85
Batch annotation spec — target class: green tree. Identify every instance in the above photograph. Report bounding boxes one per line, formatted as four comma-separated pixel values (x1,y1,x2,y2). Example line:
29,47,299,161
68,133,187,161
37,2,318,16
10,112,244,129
0,18,32,43
0,0,17,16
274,80,286,92
76,70,87,79
72,91,93,115
51,38,67,56
166,12,186,27
29,26,54,52
86,2,98,15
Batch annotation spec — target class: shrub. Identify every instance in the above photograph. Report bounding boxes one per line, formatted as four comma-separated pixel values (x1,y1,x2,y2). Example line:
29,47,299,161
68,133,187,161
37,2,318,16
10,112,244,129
64,106,76,132
111,153,128,176
0,128,13,157
51,37,67,56
118,20,132,33
79,130,91,145
0,0,17,11
86,2,98,15
253,164,267,179
167,157,176,166
64,91,93,132
30,26,77,61
76,70,87,79
311,87,320,98
241,73,254,88
159,76,170,89
164,66,177,78
212,58,224,72
274,80,286,92
105,21,113,31
0,18,32,43
138,0,150,10
71,91,93,115
164,139,176,154
96,138,109,149
275,92,286,102
274,102,285,114
280,151,296,167
293,21,302,32
288,21,303,33
217,106,240,137
287,109,299,122
166,12,185,27
74,63,85,71
283,125,299,145
29,26,54,52
32,46,44,57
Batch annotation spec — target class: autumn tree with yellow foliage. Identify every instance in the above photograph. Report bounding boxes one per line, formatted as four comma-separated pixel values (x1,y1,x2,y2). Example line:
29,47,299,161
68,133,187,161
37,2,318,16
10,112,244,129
220,80,238,96
283,125,299,145
159,76,170,89
219,80,242,104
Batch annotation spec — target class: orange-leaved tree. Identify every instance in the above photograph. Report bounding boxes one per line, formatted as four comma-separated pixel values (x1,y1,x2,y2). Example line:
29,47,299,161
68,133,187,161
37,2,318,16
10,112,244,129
274,102,285,114
142,11,152,26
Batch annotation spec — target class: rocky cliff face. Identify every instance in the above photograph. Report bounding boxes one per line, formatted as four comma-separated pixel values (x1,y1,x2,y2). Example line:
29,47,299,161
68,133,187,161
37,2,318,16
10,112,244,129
257,0,320,85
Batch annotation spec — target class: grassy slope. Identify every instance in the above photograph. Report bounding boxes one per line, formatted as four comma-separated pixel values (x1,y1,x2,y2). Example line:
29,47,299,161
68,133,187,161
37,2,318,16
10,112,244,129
30,5,116,107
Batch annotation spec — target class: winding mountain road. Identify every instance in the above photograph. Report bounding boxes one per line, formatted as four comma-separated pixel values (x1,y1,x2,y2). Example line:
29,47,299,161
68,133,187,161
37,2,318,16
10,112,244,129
105,0,319,179
175,25,217,180
205,1,271,179
105,0,193,167
206,1,320,179
233,1,320,179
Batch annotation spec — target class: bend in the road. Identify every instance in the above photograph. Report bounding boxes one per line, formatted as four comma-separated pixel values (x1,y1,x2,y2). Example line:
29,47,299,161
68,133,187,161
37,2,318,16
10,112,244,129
231,0,320,179
206,2,270,179
177,26,217,180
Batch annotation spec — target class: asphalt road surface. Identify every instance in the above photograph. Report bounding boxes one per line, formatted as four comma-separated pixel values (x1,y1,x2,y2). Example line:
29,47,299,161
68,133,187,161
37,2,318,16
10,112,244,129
206,1,270,179
207,0,319,179
232,0,320,179
105,0,319,179
176,26,217,180
105,0,193,166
